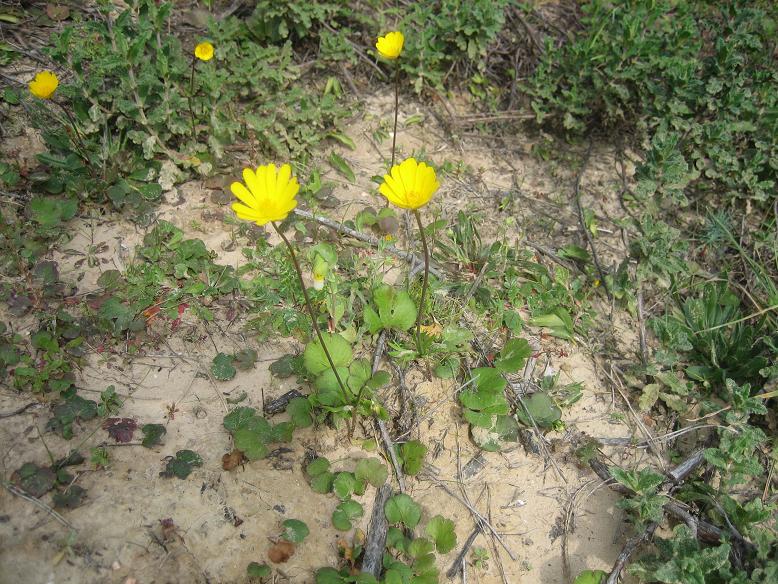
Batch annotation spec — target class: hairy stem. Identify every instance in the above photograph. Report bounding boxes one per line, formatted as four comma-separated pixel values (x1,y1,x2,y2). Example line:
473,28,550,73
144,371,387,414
413,209,430,356
188,58,197,139
390,61,399,168
271,222,350,416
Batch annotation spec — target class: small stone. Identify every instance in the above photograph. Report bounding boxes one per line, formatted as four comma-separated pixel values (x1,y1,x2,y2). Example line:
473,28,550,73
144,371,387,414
112,561,121,571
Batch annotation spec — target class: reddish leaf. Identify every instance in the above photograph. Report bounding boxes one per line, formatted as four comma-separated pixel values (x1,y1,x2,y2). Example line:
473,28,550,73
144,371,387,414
102,418,138,443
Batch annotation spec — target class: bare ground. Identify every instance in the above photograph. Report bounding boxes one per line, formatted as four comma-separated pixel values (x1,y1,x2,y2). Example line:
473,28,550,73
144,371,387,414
0,93,648,584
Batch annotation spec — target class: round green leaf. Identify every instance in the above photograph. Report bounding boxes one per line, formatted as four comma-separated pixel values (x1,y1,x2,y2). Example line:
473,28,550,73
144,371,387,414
303,333,352,376
281,519,309,543
384,494,421,529
354,458,388,487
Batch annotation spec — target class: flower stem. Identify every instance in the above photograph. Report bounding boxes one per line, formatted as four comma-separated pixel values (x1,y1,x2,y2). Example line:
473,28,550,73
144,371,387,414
188,58,197,140
271,221,351,411
413,209,430,356
53,101,90,164
390,61,399,168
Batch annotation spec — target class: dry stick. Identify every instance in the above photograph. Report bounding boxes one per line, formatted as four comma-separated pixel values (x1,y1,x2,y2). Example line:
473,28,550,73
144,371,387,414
0,402,37,419
371,330,406,493
589,457,756,551
271,222,351,421
447,527,481,578
573,138,611,300
412,209,430,356
360,483,394,579
605,523,660,584
425,475,517,561
292,208,445,279
2,482,75,531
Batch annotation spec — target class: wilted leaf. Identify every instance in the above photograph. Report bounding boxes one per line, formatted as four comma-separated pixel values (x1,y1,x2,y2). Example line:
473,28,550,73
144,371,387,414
222,449,245,470
234,349,258,370
268,540,295,563
11,462,56,497
52,485,86,509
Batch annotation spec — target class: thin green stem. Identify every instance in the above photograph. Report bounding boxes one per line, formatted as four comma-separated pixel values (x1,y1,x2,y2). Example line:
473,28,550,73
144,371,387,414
271,221,351,409
413,209,430,356
53,101,90,164
188,58,197,140
390,61,399,168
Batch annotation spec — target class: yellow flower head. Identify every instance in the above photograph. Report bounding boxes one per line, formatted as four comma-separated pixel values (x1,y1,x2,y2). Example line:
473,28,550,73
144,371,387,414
230,163,299,226
29,71,59,99
379,157,439,210
194,41,214,61
376,31,404,60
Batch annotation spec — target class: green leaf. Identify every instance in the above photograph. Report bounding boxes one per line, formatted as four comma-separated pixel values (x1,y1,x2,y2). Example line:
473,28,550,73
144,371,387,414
384,493,422,529
407,537,435,559
494,338,532,374
247,562,271,578
141,423,166,448
311,471,335,494
162,450,203,479
211,352,237,381
303,333,352,376
315,568,346,584
332,499,364,531
269,354,297,378
333,472,357,500
400,440,427,476
365,285,418,333
516,392,562,428
306,457,331,477
223,407,258,432
573,569,607,584
287,397,313,428
233,427,269,460
328,152,356,182
29,196,77,228
354,458,388,487
281,519,309,543
426,515,457,553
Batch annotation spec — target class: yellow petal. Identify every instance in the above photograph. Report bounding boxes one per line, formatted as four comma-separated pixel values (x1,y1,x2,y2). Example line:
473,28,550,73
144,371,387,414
231,181,256,207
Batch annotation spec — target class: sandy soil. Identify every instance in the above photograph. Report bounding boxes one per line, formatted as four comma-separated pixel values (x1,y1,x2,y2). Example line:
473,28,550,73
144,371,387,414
0,93,646,584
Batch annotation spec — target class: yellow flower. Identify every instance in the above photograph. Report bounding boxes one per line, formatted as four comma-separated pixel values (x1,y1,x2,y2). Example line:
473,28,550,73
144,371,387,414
194,41,214,61
29,71,59,99
376,31,404,60
379,157,439,210
230,163,299,226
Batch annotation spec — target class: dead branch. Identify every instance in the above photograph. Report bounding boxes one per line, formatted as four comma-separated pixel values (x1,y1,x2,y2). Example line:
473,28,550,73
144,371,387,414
360,483,393,579
293,208,446,279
